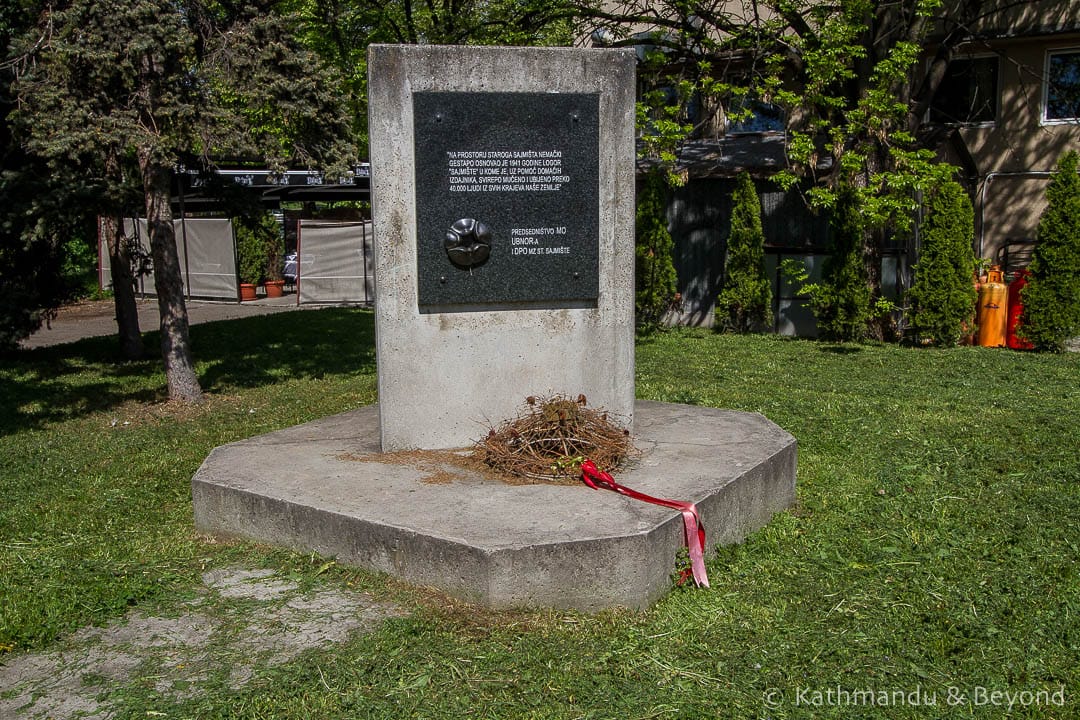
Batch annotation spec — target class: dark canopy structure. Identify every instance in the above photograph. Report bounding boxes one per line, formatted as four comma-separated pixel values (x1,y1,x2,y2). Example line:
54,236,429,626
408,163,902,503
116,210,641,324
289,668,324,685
174,165,371,212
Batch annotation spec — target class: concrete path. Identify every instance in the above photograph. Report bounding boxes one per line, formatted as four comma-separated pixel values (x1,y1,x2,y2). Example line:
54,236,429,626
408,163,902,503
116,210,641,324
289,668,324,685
22,294,314,349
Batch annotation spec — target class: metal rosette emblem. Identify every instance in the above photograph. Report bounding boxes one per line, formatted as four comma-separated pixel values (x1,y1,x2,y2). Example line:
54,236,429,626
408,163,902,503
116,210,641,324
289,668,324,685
444,218,492,269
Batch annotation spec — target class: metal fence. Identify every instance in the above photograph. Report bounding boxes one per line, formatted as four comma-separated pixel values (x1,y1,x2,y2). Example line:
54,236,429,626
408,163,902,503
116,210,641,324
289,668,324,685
295,220,373,305
99,218,238,300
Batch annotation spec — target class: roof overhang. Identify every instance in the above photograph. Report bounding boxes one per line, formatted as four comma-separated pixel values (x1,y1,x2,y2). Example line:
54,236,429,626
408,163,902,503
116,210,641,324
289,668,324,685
173,165,371,211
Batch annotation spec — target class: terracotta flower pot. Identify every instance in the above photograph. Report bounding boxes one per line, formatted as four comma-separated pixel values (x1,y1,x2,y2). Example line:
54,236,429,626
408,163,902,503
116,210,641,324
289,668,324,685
264,279,285,298
239,282,257,301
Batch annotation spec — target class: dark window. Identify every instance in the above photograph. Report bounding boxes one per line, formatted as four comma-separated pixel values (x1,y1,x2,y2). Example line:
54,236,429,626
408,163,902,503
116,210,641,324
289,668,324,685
1046,50,1080,122
930,56,999,124
727,96,785,134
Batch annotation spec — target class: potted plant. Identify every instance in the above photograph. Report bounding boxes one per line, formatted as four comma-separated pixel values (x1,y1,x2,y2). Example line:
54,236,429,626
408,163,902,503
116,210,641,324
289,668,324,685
236,217,267,301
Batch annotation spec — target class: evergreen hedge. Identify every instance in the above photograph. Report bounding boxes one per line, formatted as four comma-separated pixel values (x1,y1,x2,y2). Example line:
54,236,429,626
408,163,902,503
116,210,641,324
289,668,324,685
784,187,870,342
907,180,978,346
235,216,270,285
1020,150,1080,352
716,172,772,332
635,171,678,329
818,188,871,341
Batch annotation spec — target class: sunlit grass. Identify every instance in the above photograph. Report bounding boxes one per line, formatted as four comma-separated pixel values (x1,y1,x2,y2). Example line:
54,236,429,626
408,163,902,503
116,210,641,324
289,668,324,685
1,319,1077,718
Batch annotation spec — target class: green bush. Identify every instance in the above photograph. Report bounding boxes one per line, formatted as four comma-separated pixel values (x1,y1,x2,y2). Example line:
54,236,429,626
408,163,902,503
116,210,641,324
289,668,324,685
906,180,978,346
235,213,277,285
1020,150,1080,352
716,172,772,332
784,187,870,341
635,171,678,329
262,214,285,282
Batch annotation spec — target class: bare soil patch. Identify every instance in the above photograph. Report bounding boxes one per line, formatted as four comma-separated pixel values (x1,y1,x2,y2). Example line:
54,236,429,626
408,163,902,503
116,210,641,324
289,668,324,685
0,568,406,719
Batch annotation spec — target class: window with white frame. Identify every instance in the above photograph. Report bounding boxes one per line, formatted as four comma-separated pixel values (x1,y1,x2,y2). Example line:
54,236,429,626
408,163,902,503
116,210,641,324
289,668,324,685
1045,49,1080,123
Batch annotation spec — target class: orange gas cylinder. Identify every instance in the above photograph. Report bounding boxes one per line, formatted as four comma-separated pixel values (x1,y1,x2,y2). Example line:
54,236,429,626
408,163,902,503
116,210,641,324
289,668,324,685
977,265,1008,347
1006,269,1034,350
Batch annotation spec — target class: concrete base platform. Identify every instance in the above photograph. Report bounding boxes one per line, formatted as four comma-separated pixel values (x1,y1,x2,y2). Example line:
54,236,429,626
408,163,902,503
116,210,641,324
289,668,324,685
192,401,796,610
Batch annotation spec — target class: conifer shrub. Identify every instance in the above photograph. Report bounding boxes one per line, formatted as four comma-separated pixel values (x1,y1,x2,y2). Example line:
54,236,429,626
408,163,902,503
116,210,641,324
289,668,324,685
906,180,977,346
260,213,286,282
1020,150,1080,352
716,172,772,332
783,187,870,341
235,216,269,286
635,170,678,329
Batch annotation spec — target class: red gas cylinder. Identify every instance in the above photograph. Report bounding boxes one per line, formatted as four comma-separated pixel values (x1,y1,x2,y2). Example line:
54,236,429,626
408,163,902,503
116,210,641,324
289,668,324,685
977,265,1008,348
1006,269,1034,350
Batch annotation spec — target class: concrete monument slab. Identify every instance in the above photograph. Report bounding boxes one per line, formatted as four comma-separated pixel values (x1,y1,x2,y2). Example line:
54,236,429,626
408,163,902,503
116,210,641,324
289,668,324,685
191,45,798,610
192,401,797,610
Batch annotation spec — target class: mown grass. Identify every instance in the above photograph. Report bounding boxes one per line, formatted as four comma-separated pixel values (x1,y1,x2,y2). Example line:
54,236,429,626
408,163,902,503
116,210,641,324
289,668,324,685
1,314,1078,718
0,309,379,651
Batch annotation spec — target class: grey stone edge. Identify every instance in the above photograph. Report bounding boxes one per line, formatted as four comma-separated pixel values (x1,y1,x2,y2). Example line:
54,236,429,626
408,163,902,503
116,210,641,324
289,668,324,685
192,401,797,611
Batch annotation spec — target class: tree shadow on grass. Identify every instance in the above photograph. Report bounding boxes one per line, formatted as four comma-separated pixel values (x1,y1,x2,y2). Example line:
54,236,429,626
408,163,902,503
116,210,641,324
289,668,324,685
0,308,376,437
818,343,863,355
193,308,376,391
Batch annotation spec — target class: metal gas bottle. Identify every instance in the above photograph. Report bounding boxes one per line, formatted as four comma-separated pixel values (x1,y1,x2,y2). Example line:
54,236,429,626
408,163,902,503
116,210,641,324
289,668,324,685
1006,268,1034,350
977,265,1008,347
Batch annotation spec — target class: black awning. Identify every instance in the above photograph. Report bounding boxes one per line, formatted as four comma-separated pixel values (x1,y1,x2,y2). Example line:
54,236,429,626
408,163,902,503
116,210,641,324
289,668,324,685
174,166,371,209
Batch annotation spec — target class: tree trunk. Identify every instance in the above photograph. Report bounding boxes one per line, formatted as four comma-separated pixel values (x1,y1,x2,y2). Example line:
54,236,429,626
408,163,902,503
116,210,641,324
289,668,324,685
139,150,203,403
695,93,726,139
101,214,145,360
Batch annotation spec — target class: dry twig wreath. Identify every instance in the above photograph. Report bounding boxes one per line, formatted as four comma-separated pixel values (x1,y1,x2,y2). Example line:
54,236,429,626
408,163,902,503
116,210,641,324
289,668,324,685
473,394,637,483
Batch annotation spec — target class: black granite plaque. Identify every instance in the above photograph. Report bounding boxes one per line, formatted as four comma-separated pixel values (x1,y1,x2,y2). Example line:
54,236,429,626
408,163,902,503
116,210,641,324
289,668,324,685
414,91,600,309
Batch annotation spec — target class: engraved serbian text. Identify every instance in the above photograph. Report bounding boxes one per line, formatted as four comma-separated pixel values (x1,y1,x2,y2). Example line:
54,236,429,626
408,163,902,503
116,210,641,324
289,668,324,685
447,149,573,257
509,226,570,257
446,150,568,193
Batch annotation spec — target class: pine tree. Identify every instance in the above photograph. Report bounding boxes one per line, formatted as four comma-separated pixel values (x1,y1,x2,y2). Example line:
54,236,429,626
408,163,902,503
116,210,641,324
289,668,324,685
13,1,354,398
1020,151,1080,352
907,180,977,346
635,171,678,329
716,172,772,332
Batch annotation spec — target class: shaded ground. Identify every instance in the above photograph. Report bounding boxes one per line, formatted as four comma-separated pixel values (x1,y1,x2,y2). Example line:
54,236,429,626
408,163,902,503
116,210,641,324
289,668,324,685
0,568,406,719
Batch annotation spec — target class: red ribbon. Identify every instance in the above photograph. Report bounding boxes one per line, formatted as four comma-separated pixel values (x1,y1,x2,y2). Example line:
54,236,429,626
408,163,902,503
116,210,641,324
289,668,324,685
580,459,710,588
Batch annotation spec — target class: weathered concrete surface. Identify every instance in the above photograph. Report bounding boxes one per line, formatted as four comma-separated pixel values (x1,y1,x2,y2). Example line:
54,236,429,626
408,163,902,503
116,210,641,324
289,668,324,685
367,45,638,450
192,401,797,610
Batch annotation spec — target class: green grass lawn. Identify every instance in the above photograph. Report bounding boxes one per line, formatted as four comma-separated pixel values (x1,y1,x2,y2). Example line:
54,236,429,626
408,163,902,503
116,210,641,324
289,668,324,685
2,308,1078,718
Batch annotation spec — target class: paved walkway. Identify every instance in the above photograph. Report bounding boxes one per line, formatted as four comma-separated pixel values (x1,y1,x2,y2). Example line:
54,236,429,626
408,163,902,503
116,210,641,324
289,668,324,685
22,294,312,349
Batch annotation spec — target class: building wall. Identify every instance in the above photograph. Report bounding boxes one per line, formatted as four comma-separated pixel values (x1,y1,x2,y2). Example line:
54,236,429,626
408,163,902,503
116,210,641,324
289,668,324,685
946,33,1080,265
966,0,1080,36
